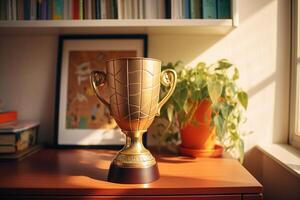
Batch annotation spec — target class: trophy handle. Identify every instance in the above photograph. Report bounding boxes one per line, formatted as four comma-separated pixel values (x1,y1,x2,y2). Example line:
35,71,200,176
156,69,177,116
90,71,111,109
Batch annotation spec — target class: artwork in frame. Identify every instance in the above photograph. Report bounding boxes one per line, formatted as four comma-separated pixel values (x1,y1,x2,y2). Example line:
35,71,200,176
55,34,148,148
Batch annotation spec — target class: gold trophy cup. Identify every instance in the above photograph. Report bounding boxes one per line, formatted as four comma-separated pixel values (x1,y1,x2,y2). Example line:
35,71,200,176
90,57,177,184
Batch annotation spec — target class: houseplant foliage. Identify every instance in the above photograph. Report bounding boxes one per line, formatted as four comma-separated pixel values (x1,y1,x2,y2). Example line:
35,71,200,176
155,59,248,162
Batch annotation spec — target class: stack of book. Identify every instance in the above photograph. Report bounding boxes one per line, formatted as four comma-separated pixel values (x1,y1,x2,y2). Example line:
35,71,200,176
0,0,120,20
0,0,231,20
171,0,231,19
0,111,40,161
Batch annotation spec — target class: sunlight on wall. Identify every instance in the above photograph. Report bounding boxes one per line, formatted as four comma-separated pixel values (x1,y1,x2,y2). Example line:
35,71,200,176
148,0,290,151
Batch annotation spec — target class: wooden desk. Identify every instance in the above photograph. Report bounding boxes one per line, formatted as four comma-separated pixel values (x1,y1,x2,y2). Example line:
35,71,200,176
0,149,262,199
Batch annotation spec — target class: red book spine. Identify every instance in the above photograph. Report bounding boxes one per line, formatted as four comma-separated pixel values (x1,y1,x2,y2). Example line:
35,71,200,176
72,0,79,19
0,111,18,124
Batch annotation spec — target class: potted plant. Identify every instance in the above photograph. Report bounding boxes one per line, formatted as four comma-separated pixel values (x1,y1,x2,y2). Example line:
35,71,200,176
153,59,248,162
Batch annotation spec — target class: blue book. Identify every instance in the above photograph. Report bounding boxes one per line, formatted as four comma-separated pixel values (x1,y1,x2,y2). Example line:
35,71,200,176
53,0,64,19
23,0,31,20
41,0,47,20
183,0,191,19
217,0,231,19
202,0,217,19
95,0,101,19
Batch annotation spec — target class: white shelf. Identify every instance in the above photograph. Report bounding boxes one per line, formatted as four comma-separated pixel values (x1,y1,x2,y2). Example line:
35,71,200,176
0,19,234,35
0,19,233,27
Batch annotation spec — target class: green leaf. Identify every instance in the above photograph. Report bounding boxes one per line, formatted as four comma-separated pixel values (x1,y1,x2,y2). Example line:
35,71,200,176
237,91,248,109
201,86,209,98
160,104,168,119
229,133,238,145
177,87,188,107
183,101,190,114
167,105,174,122
233,67,239,80
191,89,201,100
196,62,206,69
213,115,223,138
216,59,232,70
229,123,236,131
174,60,183,67
221,104,229,119
162,63,175,70
172,99,181,112
178,111,186,125
194,75,203,86
207,79,223,104
237,139,245,163
180,69,187,77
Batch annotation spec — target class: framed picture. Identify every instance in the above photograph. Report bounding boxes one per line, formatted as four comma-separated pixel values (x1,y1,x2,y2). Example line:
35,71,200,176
54,34,148,148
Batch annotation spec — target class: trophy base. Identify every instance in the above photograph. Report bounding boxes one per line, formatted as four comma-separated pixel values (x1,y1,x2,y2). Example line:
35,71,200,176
107,163,160,184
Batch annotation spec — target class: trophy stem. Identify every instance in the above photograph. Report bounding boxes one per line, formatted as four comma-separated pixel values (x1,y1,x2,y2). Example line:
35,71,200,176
122,131,147,154
107,131,160,184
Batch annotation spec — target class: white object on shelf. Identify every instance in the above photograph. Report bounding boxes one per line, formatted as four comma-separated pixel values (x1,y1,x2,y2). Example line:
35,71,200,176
117,0,124,19
0,19,232,27
0,19,234,35
100,0,107,19
171,0,182,19
232,0,239,27
145,0,158,19
138,0,144,19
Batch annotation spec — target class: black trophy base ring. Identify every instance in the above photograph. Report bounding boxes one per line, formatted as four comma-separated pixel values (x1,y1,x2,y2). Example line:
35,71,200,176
107,163,160,184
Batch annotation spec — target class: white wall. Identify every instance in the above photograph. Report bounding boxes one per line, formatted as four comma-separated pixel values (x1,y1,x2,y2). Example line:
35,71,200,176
149,0,291,150
0,0,291,148
0,35,58,142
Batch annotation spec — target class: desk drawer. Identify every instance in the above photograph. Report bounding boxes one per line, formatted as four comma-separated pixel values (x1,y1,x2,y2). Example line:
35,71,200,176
2,195,242,200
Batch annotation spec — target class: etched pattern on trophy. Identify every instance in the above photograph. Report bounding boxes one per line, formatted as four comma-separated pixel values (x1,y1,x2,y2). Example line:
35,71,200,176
106,59,160,131
115,154,154,164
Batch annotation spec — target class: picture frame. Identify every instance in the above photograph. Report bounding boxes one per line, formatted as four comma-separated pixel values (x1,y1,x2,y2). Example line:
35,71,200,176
54,34,148,148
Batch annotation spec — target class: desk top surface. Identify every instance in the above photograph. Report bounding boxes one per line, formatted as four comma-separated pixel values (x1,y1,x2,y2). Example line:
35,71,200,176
0,148,262,196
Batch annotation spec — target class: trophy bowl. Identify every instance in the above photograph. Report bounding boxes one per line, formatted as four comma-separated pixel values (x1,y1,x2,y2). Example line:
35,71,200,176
90,57,177,184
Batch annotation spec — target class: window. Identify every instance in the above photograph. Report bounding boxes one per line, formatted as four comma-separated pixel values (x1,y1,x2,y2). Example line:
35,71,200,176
290,0,300,149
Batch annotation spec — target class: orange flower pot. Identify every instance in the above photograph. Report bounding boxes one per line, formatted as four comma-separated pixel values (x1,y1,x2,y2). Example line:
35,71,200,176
179,99,223,158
